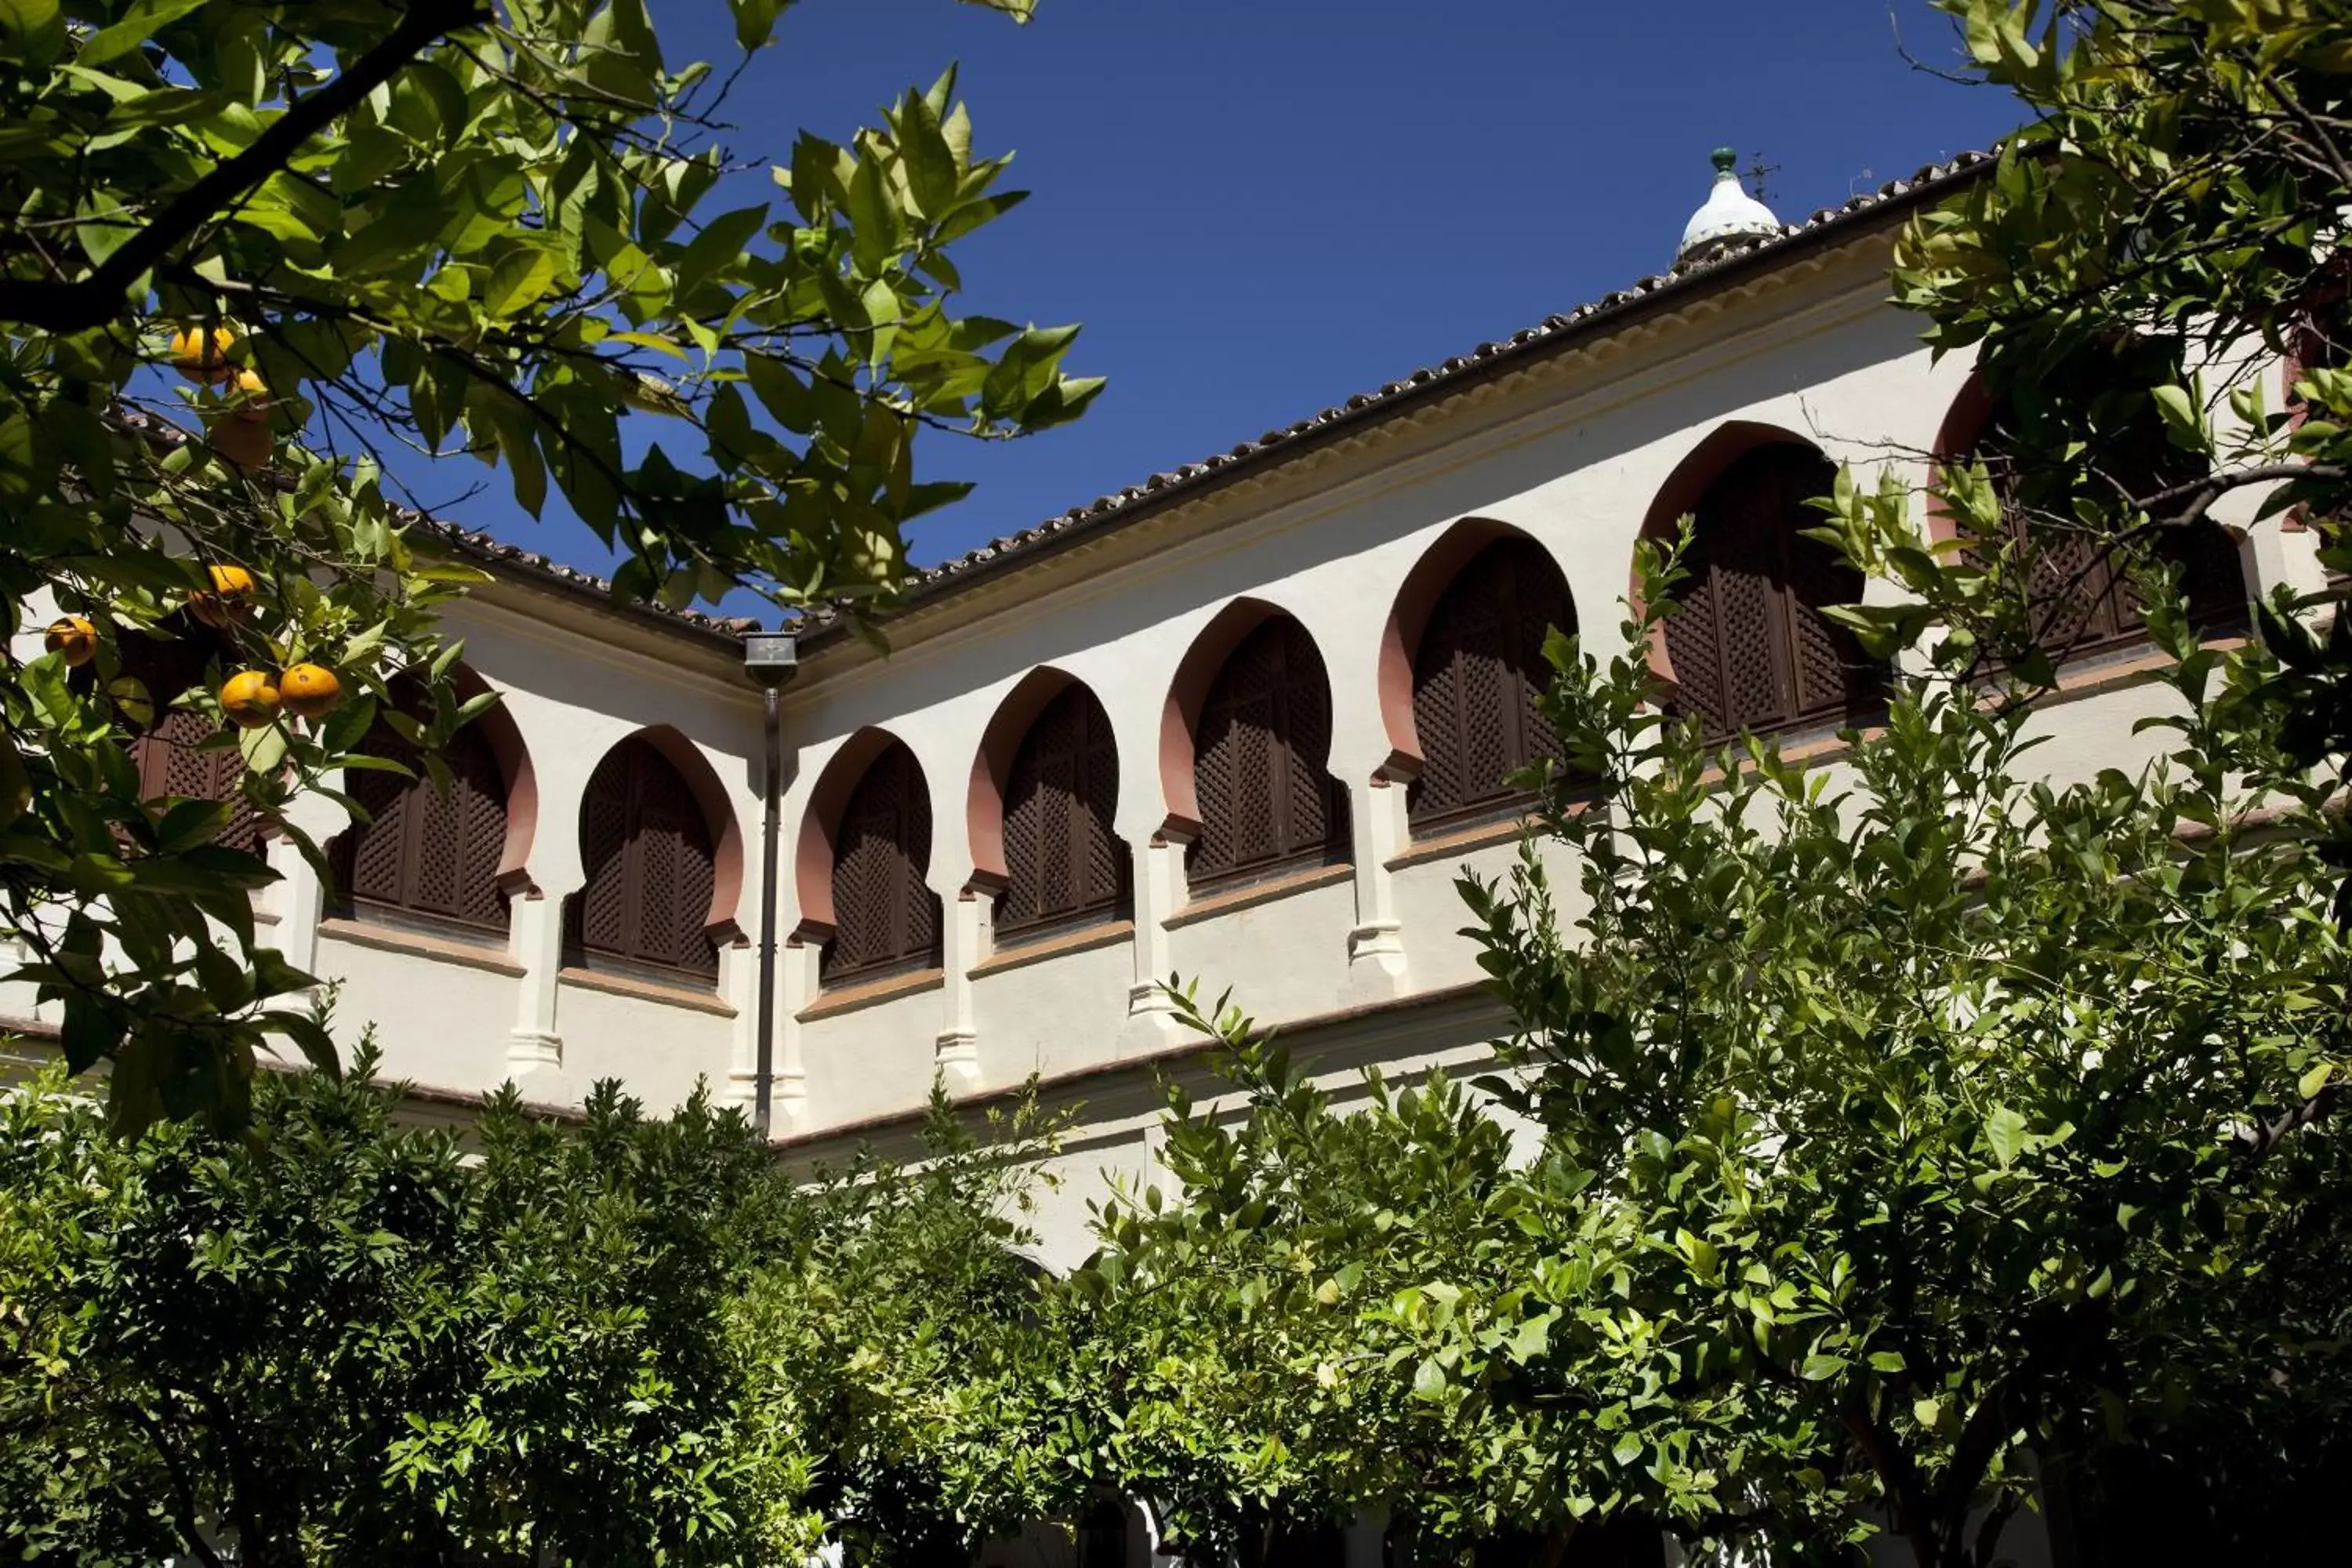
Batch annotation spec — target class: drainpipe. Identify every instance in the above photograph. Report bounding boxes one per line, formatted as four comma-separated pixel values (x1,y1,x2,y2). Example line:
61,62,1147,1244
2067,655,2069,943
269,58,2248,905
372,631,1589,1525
740,630,800,1138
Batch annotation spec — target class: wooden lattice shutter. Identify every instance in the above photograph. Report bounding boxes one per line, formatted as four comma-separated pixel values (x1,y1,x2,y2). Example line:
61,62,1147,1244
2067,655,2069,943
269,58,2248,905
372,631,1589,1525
1189,617,1349,887
115,622,267,855
130,709,267,855
328,713,510,935
564,737,720,980
1663,445,1887,742
1407,537,1574,829
1981,416,2249,660
823,742,940,984
1000,684,1130,939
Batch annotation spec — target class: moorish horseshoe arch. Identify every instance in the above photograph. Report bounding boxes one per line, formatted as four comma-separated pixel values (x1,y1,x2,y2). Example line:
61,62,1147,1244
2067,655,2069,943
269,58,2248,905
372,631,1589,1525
1929,369,2253,655
1375,517,1577,830
562,724,744,981
323,662,539,935
1160,597,1350,887
968,668,1130,940
793,727,942,984
1632,420,1887,739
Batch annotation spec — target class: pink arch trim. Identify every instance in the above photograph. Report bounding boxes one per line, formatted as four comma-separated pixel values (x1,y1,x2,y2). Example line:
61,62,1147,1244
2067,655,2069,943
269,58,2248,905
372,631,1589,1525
967,667,1104,887
579,724,746,942
1631,421,1825,687
1376,519,1571,776
793,726,917,938
1157,598,1307,839
1923,372,1994,546
448,664,539,896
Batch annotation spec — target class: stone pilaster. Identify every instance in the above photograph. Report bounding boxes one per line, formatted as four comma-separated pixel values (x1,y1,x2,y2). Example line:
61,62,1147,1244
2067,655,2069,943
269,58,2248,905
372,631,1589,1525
1118,833,1189,1054
505,880,567,1074
934,887,985,1088
1341,776,1411,1004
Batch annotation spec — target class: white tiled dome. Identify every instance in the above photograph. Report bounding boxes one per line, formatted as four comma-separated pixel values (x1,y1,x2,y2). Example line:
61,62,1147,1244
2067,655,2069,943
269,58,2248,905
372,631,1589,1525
1678,147,1780,264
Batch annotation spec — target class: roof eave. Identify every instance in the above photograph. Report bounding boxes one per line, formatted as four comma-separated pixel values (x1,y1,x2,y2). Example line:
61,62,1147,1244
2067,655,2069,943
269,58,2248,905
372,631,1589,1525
793,153,1989,654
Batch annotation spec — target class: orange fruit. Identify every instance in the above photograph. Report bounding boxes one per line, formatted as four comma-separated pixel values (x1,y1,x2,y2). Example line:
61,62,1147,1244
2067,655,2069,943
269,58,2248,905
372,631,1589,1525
230,368,270,423
279,662,342,720
211,415,270,470
170,324,237,383
43,615,97,666
190,562,256,629
220,670,281,729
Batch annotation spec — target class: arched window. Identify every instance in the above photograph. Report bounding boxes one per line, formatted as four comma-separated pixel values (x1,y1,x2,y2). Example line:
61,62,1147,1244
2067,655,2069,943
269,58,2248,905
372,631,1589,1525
564,736,720,982
117,622,266,855
1973,394,2248,660
1000,684,1129,941
1664,444,1888,741
132,710,268,855
1189,615,1348,887
1406,535,1574,830
328,706,510,939
824,740,939,985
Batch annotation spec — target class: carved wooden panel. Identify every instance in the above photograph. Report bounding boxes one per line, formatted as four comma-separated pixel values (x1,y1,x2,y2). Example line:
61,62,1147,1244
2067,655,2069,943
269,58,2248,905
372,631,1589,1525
116,622,267,855
1189,616,1348,886
328,713,510,935
564,737,719,979
1407,536,1574,829
131,709,267,855
824,741,940,985
1980,412,2249,660
1664,444,1888,742
1000,684,1129,939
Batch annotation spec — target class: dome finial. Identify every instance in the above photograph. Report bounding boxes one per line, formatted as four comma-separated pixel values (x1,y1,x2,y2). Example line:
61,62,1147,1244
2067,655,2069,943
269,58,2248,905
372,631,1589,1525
1678,145,1781,267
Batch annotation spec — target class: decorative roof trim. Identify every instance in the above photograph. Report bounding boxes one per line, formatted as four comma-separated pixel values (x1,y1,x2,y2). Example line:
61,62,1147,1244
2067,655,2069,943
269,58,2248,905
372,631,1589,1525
792,153,1991,650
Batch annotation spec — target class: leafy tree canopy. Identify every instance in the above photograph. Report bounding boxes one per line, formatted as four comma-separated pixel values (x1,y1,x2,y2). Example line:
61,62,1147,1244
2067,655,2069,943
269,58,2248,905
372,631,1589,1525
0,0,1094,1129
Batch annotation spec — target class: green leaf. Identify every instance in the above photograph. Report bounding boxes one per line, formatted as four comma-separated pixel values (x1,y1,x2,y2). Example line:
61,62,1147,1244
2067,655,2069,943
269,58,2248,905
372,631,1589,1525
1984,1105,2029,1167
2151,383,2206,450
484,246,560,318
0,0,65,61
1410,1356,1446,1402
677,204,766,294
107,86,223,126
60,990,124,1074
74,191,140,267
730,0,784,50
259,1008,341,1076
77,0,209,66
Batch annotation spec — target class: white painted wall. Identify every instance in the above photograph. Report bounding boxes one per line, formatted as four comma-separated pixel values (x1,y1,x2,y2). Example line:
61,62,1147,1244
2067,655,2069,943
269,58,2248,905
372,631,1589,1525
6,239,2322,1178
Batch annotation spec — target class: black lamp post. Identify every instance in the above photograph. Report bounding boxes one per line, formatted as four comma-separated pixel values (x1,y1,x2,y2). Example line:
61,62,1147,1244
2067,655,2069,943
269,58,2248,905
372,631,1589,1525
740,630,799,1138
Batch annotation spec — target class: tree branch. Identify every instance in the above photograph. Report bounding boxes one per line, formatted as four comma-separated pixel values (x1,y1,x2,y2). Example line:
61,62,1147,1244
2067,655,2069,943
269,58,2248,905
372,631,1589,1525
0,0,489,332
2240,1080,2339,1161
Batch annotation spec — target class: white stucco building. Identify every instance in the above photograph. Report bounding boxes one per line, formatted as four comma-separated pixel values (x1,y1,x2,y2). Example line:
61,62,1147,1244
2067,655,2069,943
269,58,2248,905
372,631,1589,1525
3,154,2313,1301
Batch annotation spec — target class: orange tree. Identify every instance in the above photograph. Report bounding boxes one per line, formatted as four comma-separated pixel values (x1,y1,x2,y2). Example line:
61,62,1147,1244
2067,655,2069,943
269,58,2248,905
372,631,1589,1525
0,0,1095,1128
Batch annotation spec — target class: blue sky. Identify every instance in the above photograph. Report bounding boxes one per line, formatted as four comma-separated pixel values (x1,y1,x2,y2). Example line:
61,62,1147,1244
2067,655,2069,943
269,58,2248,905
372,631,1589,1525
430,0,2023,601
